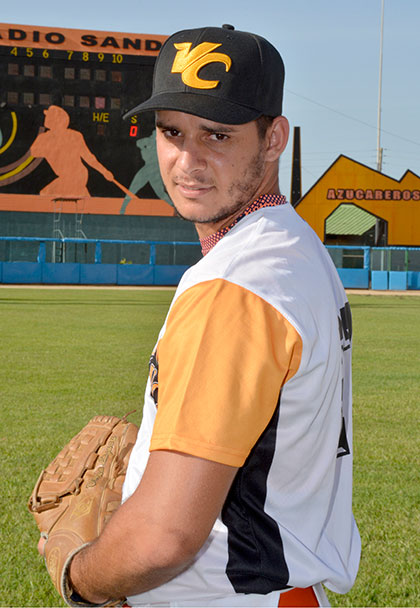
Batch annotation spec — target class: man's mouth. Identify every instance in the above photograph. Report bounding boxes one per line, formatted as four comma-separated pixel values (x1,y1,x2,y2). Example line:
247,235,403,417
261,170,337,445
175,182,214,197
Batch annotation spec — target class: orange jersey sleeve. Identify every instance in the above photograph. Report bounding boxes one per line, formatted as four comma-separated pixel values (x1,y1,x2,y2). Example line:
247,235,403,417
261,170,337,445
150,279,302,466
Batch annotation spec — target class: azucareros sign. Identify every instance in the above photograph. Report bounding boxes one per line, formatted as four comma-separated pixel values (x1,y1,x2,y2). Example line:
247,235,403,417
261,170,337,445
326,188,420,201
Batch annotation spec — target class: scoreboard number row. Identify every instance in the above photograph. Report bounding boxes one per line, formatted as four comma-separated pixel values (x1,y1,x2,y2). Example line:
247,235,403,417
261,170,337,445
10,47,124,63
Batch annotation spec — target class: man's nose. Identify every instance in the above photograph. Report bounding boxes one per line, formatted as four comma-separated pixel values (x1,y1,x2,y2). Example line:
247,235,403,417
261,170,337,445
176,140,206,175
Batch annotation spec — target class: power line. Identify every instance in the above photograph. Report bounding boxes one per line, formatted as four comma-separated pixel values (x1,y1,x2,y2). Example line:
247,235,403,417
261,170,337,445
285,89,420,148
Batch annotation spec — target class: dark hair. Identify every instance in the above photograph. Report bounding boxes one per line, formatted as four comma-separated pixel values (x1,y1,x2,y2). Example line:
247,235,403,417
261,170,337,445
256,115,275,139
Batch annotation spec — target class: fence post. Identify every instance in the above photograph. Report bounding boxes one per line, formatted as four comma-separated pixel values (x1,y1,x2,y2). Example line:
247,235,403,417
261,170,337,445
37,241,46,263
95,241,102,264
149,243,156,265
363,247,371,271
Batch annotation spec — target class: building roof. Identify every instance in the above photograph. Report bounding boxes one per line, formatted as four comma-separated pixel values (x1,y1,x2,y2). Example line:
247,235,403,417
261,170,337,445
325,203,377,235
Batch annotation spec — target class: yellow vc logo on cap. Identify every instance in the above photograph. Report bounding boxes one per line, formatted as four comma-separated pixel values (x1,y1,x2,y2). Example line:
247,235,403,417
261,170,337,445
171,42,232,89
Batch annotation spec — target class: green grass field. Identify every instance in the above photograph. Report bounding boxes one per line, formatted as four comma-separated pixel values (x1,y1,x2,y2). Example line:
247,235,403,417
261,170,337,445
0,287,419,607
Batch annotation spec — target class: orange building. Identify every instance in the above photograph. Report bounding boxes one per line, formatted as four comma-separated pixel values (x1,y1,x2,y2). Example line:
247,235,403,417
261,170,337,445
295,156,420,247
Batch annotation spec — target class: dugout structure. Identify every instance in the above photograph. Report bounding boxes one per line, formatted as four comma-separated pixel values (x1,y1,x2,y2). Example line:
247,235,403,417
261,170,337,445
295,156,420,248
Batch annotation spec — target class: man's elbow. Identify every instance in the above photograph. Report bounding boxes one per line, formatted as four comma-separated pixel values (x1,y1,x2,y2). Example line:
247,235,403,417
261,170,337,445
131,525,205,575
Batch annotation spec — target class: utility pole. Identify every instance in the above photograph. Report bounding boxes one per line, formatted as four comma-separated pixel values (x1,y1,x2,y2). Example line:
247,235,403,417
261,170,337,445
290,126,302,206
377,0,385,172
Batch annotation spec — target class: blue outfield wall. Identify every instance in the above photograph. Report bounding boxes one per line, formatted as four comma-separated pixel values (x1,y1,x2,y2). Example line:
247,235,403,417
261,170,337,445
0,237,196,287
0,238,420,289
1,261,42,284
0,261,189,287
336,268,370,289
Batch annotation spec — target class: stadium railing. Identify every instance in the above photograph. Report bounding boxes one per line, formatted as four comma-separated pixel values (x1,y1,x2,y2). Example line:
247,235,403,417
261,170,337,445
0,237,419,290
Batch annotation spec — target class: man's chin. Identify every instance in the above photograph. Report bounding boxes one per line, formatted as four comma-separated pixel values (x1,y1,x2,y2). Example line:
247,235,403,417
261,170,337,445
173,206,194,223
170,193,250,227
172,207,210,225
170,199,210,224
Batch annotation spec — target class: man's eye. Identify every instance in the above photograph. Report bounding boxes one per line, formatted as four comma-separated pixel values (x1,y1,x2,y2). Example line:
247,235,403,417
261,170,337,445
163,128,181,138
210,133,228,141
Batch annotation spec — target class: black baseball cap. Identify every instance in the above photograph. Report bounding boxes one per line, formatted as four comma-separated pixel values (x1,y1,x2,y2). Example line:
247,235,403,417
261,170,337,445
124,24,285,124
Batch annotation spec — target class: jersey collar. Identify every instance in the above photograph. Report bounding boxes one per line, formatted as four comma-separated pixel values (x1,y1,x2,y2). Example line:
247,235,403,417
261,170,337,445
200,193,287,256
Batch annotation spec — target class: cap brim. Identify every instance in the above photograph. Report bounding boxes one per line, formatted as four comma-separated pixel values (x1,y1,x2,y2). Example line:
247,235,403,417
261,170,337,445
123,92,261,125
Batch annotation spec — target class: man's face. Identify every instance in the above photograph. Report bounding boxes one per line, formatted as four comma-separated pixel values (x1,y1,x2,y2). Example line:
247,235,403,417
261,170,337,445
155,111,271,235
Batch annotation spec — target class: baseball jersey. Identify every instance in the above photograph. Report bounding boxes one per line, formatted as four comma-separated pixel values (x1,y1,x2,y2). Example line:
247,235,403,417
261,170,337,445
122,194,361,605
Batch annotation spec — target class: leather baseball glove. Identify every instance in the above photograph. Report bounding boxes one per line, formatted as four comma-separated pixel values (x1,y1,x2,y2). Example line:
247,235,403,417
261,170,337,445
28,413,138,605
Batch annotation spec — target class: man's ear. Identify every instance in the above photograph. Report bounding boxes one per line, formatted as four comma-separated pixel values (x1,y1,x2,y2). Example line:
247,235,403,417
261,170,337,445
265,116,289,162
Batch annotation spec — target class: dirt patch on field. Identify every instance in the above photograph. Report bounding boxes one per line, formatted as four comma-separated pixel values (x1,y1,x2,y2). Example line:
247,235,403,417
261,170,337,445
1,285,419,295
346,289,420,296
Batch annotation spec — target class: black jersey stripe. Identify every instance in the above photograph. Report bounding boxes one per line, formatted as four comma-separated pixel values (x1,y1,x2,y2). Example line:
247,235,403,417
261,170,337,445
221,397,290,593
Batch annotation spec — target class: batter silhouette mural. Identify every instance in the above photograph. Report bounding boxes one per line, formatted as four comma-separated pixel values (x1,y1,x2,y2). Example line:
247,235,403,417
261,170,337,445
31,105,115,198
120,131,171,214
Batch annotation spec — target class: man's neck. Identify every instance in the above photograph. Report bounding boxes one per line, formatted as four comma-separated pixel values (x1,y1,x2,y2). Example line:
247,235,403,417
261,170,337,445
199,192,287,256
194,184,280,240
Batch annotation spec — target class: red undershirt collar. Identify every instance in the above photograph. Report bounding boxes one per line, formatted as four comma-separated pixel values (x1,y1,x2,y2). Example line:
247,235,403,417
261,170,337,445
200,193,287,256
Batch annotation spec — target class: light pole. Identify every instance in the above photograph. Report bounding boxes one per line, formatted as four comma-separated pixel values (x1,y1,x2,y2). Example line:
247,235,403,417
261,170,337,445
377,0,385,172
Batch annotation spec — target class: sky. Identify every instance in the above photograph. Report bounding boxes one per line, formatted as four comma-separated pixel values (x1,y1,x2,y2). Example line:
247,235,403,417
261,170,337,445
2,0,419,198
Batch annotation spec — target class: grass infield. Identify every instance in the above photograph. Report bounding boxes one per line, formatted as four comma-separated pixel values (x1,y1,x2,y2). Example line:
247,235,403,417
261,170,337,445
0,287,419,607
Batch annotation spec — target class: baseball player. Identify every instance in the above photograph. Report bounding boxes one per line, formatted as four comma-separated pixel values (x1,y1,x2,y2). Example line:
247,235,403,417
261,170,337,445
38,24,361,607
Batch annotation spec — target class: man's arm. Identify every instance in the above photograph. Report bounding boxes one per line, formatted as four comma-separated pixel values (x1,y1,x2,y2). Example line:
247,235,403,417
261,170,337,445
68,450,238,603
